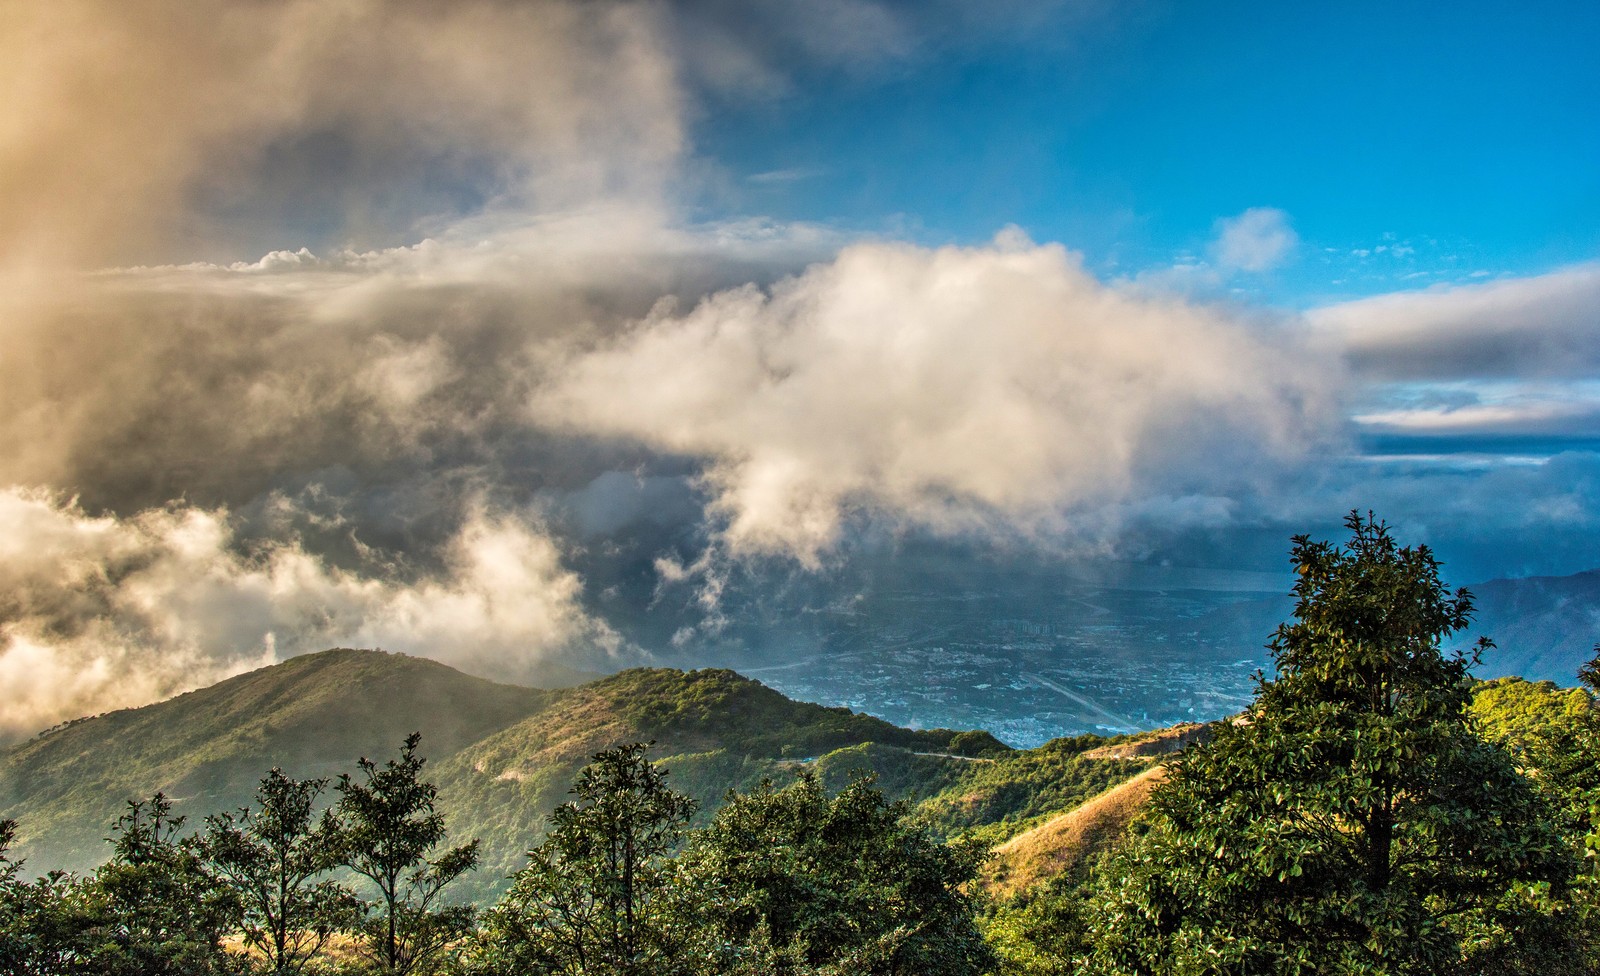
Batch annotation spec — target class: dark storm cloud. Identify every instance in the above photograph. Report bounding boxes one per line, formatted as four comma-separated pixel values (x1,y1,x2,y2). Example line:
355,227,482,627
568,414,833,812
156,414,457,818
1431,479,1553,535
1311,264,1600,381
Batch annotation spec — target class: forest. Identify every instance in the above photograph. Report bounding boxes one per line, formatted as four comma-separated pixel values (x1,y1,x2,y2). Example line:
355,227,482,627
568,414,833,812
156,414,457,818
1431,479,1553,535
4,513,1599,975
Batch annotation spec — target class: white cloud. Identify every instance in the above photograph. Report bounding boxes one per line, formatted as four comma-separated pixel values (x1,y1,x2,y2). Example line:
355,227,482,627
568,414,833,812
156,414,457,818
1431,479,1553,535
0,489,615,741
1354,401,1600,436
1212,207,1298,273
536,233,1340,565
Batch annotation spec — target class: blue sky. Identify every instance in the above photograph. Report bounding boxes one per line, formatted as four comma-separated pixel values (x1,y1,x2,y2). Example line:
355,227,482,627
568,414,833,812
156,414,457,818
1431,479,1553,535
698,1,1600,304
2,0,1600,731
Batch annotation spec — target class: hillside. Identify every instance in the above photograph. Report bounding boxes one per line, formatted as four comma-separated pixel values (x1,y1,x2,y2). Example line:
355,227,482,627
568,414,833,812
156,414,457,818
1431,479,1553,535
969,675,1600,904
982,763,1170,899
0,648,553,874
13,647,1573,914
3,651,1093,893
1467,569,1600,682
431,667,1021,887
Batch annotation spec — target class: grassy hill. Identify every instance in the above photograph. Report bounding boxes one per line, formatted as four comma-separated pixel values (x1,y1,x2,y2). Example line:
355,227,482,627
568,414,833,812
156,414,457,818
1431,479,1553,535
3,650,1102,895
981,764,1169,899
431,667,1023,889
0,648,552,874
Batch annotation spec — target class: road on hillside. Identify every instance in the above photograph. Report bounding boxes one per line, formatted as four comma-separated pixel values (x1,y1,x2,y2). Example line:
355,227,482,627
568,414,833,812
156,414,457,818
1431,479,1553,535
1020,672,1139,733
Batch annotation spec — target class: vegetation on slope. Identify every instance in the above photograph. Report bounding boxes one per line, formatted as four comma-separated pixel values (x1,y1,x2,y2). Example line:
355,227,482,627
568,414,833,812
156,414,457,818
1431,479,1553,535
914,736,1146,847
433,666,1025,888
0,648,551,874
981,764,1168,901
1470,674,1595,757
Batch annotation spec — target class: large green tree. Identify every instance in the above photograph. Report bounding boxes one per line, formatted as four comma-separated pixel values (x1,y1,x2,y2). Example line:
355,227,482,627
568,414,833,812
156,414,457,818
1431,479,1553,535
672,771,994,976
81,793,241,975
470,742,697,976
1085,512,1577,975
200,769,358,976
334,733,480,976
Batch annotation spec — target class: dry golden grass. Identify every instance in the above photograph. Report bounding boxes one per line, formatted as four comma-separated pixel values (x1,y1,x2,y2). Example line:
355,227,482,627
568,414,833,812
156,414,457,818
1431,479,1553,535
1079,723,1210,760
980,763,1169,900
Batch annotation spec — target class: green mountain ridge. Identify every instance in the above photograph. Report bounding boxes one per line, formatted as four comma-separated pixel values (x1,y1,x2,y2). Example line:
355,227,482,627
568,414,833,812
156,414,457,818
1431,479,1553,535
430,667,1019,887
0,649,552,874
5,648,1130,897
6,645,1585,947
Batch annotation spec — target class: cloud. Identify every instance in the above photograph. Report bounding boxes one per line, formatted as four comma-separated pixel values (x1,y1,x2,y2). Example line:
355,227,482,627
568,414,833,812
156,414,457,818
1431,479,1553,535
10,0,1594,732
0,209,844,519
0,0,686,267
0,488,617,741
1353,385,1600,439
1309,263,1600,380
0,212,841,732
1211,207,1298,273
536,231,1341,565
0,0,1097,270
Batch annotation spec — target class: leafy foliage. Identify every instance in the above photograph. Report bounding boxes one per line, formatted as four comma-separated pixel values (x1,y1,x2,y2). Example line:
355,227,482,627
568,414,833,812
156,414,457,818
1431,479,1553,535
672,771,995,976
1084,512,1580,975
334,733,480,976
470,743,697,976
1470,675,1592,755
200,769,358,975
980,875,1096,976
84,793,242,975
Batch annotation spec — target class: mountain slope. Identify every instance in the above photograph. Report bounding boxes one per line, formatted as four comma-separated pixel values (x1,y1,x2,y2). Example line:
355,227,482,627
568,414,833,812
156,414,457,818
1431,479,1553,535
0,648,551,873
1,649,1169,899
0,653,1025,891
431,667,1010,886
981,763,1169,899
1467,570,1600,683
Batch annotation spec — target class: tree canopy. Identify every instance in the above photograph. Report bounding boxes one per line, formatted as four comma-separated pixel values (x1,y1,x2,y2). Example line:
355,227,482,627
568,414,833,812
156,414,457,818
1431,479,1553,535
1085,512,1579,974
471,742,697,976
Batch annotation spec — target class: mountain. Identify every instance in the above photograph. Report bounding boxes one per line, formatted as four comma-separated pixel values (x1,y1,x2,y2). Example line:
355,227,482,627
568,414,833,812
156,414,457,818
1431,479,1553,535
429,666,1014,886
4,649,1107,896
13,630,1587,903
0,648,552,874
1467,570,1600,683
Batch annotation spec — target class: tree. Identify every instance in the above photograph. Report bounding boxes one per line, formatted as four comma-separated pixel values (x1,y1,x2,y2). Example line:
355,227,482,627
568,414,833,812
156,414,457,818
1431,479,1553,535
980,874,1095,976
82,793,242,975
1085,512,1578,975
333,733,480,976
0,818,35,973
470,741,697,976
670,771,994,976
1504,646,1600,968
201,769,358,975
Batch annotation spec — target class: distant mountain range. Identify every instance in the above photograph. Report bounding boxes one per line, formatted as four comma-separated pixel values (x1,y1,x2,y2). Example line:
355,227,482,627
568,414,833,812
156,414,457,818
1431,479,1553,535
1185,567,1600,686
1466,570,1600,682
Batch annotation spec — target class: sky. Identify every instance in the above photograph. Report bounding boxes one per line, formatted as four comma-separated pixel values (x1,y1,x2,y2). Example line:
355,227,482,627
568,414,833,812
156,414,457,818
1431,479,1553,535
1,0,1598,738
